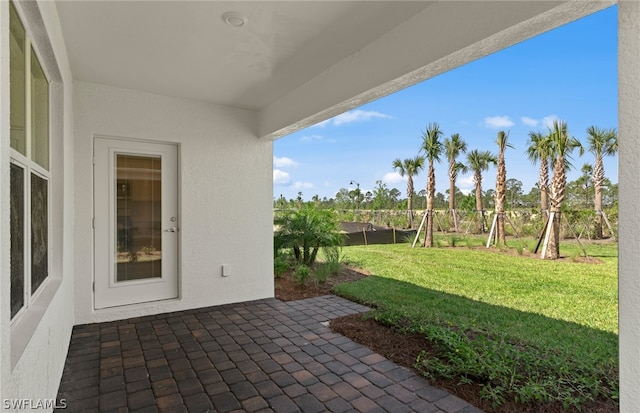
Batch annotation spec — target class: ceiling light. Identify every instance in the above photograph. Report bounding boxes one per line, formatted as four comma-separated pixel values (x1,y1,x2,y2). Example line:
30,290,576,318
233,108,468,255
222,12,248,27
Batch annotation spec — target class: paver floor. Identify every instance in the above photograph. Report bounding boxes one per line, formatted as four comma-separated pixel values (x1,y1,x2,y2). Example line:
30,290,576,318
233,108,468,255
56,295,483,413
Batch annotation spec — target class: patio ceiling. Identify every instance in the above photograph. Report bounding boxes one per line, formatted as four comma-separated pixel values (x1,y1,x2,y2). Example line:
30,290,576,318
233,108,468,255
54,1,610,138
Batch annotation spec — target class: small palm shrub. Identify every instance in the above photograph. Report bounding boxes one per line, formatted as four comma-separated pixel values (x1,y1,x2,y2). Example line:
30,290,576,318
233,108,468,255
274,204,345,267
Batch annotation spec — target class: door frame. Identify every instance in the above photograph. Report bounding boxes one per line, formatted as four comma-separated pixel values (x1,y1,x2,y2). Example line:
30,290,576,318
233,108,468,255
93,135,181,309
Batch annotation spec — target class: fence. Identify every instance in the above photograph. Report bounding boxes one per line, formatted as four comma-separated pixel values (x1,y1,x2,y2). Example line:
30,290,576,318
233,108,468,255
340,222,417,246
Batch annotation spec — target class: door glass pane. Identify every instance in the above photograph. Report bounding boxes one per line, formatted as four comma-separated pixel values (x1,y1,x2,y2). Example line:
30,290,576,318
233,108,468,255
116,154,162,281
31,172,48,293
9,2,26,155
31,48,49,170
10,163,25,318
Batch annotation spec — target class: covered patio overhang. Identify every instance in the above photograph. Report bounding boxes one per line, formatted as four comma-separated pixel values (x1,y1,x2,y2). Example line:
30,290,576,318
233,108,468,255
43,2,640,410
2,1,638,411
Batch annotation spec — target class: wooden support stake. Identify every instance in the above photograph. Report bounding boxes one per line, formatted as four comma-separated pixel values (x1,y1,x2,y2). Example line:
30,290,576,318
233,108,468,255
534,215,550,254
452,209,459,232
434,211,447,235
601,210,617,241
362,228,368,246
412,212,428,248
464,211,476,235
562,213,588,257
486,214,498,248
504,212,521,238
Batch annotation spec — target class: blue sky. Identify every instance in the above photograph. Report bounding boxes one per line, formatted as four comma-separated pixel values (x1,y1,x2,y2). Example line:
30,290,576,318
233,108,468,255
273,5,618,202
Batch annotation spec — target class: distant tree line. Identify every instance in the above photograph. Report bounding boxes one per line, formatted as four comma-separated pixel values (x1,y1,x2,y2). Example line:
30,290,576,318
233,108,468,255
274,120,617,258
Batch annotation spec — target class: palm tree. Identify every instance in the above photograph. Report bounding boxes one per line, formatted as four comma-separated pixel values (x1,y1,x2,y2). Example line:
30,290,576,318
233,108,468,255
444,133,468,231
392,156,425,229
494,131,513,246
586,125,617,238
466,149,497,233
274,204,344,266
420,122,444,247
545,120,583,259
525,131,552,217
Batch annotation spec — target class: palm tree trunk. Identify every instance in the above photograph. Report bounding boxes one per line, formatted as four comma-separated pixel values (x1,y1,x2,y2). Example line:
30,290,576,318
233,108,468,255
545,209,562,259
545,157,566,259
424,163,436,247
539,158,549,217
496,191,506,246
449,163,457,231
474,172,484,233
496,154,507,246
593,156,604,238
594,187,603,238
407,176,414,229
496,213,506,246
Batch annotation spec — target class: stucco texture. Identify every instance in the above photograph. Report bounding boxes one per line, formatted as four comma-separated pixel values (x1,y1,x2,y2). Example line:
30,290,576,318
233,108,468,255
73,81,274,324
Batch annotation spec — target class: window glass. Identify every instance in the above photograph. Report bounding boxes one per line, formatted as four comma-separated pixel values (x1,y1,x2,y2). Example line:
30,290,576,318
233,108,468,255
116,154,163,281
10,163,25,318
31,49,49,170
31,173,49,293
9,2,26,155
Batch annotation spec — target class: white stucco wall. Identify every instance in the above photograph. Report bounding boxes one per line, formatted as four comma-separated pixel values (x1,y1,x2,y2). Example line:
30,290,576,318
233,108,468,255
73,81,274,324
618,1,640,410
0,0,75,405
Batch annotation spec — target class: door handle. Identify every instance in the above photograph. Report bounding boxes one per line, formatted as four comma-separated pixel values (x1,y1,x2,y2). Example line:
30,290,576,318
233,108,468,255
164,227,178,232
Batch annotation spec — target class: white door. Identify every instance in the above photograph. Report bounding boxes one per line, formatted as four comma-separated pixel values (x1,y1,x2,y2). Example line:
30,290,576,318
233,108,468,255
94,137,179,309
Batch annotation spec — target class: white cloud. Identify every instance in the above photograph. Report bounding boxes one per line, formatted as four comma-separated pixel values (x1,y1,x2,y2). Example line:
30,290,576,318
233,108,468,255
292,181,314,190
334,109,391,125
273,169,290,185
542,115,560,129
521,116,539,127
299,134,323,142
457,175,475,195
314,109,392,127
483,115,514,129
518,115,560,130
273,156,298,168
382,171,407,185
299,134,336,143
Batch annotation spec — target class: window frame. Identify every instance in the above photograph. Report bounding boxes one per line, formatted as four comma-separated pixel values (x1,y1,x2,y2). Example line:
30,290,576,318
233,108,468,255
9,0,52,326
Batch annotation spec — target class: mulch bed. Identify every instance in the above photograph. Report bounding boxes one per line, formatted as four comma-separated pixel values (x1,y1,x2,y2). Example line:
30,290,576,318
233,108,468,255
274,264,617,413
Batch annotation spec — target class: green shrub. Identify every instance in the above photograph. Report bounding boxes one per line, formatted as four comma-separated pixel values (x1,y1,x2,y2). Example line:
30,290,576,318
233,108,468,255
313,264,330,285
273,255,291,278
293,265,311,285
274,205,344,267
322,245,343,275
414,324,614,410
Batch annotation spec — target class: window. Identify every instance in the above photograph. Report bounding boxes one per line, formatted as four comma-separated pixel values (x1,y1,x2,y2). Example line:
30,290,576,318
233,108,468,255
9,1,50,321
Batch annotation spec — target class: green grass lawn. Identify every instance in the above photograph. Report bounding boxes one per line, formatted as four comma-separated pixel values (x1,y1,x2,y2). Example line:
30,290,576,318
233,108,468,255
334,237,618,409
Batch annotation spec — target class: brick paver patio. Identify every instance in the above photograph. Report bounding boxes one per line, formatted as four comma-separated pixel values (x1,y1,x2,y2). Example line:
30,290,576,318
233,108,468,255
56,295,483,412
